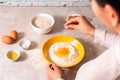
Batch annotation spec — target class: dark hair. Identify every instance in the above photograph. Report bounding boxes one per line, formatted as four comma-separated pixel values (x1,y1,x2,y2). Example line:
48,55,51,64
96,0,120,14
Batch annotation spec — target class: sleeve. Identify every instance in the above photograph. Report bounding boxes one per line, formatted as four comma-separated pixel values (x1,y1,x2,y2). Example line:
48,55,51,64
94,29,119,47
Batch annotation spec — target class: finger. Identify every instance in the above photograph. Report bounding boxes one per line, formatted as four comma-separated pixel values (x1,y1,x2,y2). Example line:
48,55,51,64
65,24,78,30
47,64,54,71
65,26,71,30
50,64,54,70
52,64,60,71
64,17,80,26
67,27,74,30
69,28,74,30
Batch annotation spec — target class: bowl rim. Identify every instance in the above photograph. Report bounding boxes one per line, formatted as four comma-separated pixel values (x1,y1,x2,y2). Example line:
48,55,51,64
42,35,85,68
31,13,55,29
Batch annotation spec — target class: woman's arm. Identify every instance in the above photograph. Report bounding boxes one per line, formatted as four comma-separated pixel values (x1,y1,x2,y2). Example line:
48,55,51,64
94,29,119,47
64,16,119,47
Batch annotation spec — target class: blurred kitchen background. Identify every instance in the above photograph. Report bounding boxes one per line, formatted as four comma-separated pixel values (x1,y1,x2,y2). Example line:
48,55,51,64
0,0,91,6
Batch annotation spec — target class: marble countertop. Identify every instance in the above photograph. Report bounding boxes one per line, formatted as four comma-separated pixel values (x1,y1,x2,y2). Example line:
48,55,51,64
0,7,107,80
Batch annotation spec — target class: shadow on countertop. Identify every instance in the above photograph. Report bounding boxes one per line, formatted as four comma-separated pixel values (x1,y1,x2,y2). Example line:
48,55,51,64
29,41,38,50
51,16,65,34
19,51,28,62
18,32,25,40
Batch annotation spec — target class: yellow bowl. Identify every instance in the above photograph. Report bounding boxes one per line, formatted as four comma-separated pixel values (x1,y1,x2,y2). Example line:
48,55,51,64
42,35,85,67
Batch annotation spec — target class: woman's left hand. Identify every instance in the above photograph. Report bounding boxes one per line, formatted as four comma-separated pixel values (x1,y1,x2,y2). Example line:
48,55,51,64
47,64,62,80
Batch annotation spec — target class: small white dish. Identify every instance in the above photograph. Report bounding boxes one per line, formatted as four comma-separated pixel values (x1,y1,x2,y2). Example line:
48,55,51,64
19,40,31,50
7,50,20,61
31,13,55,34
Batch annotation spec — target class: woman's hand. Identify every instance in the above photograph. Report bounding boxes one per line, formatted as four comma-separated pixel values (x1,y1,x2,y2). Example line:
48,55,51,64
64,16,95,37
47,64,62,80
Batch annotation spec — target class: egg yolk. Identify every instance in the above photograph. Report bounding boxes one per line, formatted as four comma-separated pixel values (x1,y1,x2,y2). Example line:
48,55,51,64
55,48,70,58
7,52,19,60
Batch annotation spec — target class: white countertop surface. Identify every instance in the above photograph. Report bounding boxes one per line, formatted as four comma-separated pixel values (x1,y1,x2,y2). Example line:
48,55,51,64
0,7,108,80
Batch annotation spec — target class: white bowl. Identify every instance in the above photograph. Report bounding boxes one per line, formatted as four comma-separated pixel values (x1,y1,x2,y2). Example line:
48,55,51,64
19,40,31,50
7,50,20,61
31,13,55,34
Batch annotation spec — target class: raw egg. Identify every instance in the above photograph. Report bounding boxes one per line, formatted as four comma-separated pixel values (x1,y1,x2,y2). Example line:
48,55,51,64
2,36,14,44
7,50,20,61
7,52,19,60
55,48,70,58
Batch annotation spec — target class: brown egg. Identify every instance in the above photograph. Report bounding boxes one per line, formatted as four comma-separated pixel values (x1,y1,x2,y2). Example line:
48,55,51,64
10,30,18,41
2,36,14,44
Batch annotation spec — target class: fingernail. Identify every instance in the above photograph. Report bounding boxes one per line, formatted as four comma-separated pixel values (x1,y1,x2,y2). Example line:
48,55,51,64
64,26,68,28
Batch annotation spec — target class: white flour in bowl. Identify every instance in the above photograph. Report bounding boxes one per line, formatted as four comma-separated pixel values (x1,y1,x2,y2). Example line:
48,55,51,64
33,15,52,28
49,42,80,67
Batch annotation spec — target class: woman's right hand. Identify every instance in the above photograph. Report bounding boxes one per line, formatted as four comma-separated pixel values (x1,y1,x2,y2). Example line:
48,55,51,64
64,16,95,37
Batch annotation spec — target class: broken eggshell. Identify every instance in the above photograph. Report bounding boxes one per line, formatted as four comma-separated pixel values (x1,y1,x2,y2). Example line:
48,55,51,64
19,40,31,50
65,14,81,21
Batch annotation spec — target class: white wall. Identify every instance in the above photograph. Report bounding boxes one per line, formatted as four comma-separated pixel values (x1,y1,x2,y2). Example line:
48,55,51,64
0,0,91,6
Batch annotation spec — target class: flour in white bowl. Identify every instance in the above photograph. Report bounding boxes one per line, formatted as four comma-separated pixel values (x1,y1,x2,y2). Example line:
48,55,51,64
33,15,52,28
